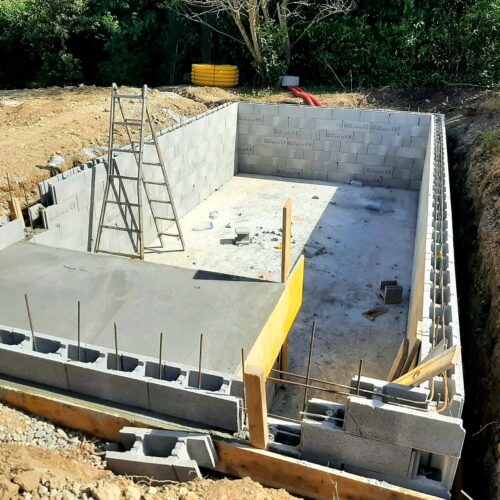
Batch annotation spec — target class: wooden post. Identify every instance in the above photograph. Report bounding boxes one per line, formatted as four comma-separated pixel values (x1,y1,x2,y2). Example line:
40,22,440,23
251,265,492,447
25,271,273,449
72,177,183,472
8,197,24,225
244,364,268,450
280,198,292,374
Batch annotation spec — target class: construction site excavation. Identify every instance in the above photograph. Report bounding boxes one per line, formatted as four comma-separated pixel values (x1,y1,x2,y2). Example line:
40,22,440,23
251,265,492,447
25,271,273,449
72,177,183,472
0,88,464,499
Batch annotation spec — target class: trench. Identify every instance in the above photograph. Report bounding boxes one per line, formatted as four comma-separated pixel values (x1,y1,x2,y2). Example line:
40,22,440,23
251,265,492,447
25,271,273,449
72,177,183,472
447,126,496,500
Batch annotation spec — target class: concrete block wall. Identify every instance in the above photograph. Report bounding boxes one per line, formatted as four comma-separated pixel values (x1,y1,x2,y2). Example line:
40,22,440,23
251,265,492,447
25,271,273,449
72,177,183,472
0,324,244,432
32,103,238,254
405,115,464,418
0,219,25,251
301,395,463,498
236,103,431,189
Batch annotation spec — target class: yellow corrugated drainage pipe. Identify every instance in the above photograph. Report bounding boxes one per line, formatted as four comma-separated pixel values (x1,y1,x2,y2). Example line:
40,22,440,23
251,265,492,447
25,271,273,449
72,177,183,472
192,64,239,88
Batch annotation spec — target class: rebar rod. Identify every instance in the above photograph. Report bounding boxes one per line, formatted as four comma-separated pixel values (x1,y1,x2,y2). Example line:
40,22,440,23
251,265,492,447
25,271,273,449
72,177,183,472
198,333,204,389
302,321,316,414
159,332,163,380
24,294,37,352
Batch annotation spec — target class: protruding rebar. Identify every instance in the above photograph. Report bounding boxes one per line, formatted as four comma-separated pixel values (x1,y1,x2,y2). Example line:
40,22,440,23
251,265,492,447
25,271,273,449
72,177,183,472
77,301,81,362
24,294,37,352
241,348,247,414
302,321,317,414
355,359,364,395
159,332,163,380
198,333,204,389
114,322,120,371
6,173,13,204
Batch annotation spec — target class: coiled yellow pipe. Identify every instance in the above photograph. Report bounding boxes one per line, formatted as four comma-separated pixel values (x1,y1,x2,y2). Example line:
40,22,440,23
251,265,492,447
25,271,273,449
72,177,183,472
192,64,239,88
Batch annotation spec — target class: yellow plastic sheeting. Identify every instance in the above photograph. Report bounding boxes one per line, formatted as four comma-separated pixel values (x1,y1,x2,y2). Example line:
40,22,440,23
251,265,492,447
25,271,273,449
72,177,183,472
192,64,239,88
243,256,305,377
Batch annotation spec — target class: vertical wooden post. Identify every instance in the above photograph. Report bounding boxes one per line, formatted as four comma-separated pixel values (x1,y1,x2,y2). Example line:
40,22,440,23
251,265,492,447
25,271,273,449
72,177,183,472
8,197,24,225
280,198,292,374
244,364,268,450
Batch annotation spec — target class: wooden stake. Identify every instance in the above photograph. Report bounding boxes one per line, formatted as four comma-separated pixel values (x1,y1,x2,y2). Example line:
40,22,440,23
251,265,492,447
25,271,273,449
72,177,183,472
394,345,461,387
387,338,409,381
280,198,292,283
244,364,268,450
8,197,24,225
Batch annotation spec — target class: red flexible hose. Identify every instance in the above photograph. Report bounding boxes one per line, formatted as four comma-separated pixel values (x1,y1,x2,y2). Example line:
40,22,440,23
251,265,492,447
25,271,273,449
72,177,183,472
288,86,314,106
288,86,322,107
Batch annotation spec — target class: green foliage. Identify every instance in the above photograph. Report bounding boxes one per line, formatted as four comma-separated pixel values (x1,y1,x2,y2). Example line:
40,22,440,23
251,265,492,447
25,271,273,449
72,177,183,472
479,128,500,155
0,0,498,89
253,20,289,86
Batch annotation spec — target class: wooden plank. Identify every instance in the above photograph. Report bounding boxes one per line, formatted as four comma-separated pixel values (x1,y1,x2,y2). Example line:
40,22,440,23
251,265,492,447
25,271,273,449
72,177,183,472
400,338,421,376
215,441,438,500
387,338,409,381
8,197,24,224
394,345,461,387
280,198,292,283
244,365,268,450
0,377,438,500
244,256,304,377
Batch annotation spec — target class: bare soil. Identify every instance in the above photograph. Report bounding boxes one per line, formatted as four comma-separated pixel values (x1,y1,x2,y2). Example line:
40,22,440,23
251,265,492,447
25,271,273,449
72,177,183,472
0,401,298,499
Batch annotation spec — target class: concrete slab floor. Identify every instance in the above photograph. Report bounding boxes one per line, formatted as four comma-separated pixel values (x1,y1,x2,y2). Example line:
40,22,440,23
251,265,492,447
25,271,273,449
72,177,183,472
147,174,419,417
0,242,284,374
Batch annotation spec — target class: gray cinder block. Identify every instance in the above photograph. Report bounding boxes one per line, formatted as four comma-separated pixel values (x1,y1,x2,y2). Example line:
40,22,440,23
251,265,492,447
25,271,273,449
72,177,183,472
0,219,25,251
106,427,218,482
0,329,68,390
301,418,415,478
343,396,465,457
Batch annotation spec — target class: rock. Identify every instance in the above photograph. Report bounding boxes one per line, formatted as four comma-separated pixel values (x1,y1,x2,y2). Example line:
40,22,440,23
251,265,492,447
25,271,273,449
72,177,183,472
14,471,43,492
124,485,141,500
56,428,68,440
180,493,199,500
147,486,158,495
38,485,49,496
0,478,19,499
94,484,121,500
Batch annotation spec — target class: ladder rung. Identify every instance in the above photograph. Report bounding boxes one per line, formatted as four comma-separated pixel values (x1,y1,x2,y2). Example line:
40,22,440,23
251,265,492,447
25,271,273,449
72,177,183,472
111,148,140,154
114,93,143,100
155,216,176,221
144,140,156,146
97,249,141,259
143,162,162,166
150,199,171,204
113,121,142,127
106,200,140,208
144,181,166,186
101,225,140,233
159,232,180,237
110,174,139,181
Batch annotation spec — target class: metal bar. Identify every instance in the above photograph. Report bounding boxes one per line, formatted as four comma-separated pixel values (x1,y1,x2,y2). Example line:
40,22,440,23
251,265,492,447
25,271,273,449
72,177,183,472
24,294,37,352
105,200,140,207
155,216,176,221
96,249,141,259
302,321,317,414
355,359,364,395
114,323,120,371
143,181,166,186
198,333,204,389
110,148,141,154
101,225,140,233
109,175,139,181
149,199,172,204
241,348,247,417
77,301,81,362
158,232,180,237
299,411,344,423
137,85,147,260
6,173,13,204
114,93,144,99
159,332,163,380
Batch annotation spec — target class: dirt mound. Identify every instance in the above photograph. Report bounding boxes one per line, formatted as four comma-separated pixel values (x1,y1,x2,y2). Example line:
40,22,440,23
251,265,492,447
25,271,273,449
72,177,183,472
0,86,207,217
177,86,238,106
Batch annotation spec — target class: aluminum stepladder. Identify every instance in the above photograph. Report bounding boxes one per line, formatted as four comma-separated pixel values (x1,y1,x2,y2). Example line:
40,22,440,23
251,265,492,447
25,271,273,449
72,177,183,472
94,84,185,259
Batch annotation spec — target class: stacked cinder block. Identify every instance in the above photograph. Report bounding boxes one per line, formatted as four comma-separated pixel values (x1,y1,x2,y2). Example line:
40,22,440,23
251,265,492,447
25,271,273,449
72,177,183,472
32,103,238,254
0,324,244,432
406,115,464,419
0,219,25,252
106,427,218,482
236,103,431,189
301,392,465,499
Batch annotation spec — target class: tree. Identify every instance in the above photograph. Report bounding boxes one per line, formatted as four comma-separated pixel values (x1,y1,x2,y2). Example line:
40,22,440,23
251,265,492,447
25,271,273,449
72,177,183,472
170,0,355,84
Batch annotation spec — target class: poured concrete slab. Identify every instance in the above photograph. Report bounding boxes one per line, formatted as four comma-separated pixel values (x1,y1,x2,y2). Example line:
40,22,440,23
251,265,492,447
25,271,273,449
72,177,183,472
147,175,419,415
0,242,284,374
